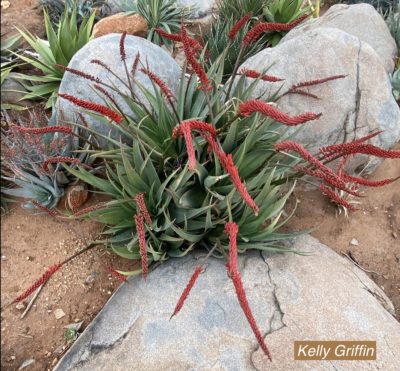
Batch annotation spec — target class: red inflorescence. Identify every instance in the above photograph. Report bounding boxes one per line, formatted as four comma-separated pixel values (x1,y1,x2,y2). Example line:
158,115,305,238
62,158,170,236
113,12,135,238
30,200,59,217
341,173,400,187
91,59,112,73
224,224,272,361
134,193,153,227
171,265,203,318
94,84,118,107
225,222,239,275
13,263,63,303
11,125,73,136
154,28,182,42
58,65,101,83
58,94,123,123
292,75,346,90
72,203,106,217
172,121,217,139
131,52,141,76
239,99,321,126
120,32,127,61
238,68,283,82
140,68,175,101
135,214,148,280
228,13,253,40
181,25,212,91
320,131,382,156
43,156,81,172
204,134,260,215
242,13,309,45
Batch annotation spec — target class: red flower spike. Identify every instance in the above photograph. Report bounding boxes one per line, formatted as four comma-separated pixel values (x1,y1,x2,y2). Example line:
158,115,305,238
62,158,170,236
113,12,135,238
58,94,123,123
292,75,346,89
43,156,81,172
341,173,400,187
225,222,239,275
134,193,152,227
77,113,89,127
91,59,112,73
73,203,105,217
204,134,259,215
13,263,63,303
11,125,73,136
239,99,321,126
243,14,309,45
229,13,253,40
154,28,182,42
329,144,400,159
135,214,148,280
140,68,175,101
131,52,141,76
287,89,320,100
182,124,198,170
57,65,101,83
239,68,283,82
30,200,59,217
296,166,361,198
227,266,272,360
173,120,217,139
94,85,118,107
319,184,357,212
181,25,212,91
320,131,382,156
120,32,127,61
107,266,128,283
171,266,203,318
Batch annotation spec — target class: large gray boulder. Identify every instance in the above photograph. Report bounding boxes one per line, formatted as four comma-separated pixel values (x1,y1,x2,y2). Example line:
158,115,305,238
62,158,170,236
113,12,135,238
235,28,400,174
55,34,181,148
55,235,400,370
281,3,398,73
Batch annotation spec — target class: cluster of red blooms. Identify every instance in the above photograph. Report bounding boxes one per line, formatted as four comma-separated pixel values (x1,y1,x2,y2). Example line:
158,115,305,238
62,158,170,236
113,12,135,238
242,13,309,45
134,193,152,279
140,67,175,101
58,65,101,84
11,124,73,136
239,99,321,126
173,120,259,215
43,156,81,172
228,13,253,40
107,266,128,283
155,26,211,90
30,200,59,217
72,202,106,217
275,135,400,211
12,263,63,303
58,93,123,123
239,68,283,82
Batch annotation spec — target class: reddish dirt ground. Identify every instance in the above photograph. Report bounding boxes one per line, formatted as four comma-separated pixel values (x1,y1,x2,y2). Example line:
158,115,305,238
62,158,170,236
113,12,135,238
1,195,137,371
1,0,44,42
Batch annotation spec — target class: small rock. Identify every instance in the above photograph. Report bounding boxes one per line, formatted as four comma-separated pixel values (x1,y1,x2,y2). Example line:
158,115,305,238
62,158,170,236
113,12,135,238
51,358,58,366
392,232,398,239
93,13,147,38
85,272,98,284
54,309,66,320
350,238,359,246
15,303,26,311
1,255,5,260
10,355,16,360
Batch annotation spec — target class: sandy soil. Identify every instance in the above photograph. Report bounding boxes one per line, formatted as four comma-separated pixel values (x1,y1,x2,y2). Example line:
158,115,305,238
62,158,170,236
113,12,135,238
1,0,44,42
1,197,137,371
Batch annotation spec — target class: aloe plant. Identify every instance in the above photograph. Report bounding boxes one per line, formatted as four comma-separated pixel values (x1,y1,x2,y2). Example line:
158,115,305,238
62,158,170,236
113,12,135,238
15,3,95,108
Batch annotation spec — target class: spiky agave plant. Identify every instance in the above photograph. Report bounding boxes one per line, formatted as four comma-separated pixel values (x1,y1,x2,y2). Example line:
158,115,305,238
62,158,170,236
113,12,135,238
1,121,92,211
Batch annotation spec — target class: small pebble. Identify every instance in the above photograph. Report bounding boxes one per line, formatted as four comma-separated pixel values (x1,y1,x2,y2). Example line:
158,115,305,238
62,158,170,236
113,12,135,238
15,303,26,311
54,309,66,320
350,238,359,246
